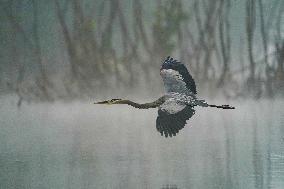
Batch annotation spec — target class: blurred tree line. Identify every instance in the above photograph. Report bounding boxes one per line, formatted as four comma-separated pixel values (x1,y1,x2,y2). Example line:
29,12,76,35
0,0,283,105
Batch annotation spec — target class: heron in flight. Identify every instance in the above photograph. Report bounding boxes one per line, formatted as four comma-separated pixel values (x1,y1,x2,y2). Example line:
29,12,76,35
94,56,235,137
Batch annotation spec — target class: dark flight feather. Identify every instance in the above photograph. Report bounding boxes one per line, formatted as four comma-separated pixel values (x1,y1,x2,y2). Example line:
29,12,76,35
156,106,195,137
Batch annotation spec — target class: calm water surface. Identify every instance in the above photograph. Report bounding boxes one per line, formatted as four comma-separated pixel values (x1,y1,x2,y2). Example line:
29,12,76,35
0,98,283,189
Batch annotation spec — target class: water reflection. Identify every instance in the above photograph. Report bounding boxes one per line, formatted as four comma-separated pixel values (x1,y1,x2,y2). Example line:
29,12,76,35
161,184,178,189
0,99,283,189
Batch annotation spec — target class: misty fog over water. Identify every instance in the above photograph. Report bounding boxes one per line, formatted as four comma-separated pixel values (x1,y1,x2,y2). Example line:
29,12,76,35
1,0,284,188
1,97,283,189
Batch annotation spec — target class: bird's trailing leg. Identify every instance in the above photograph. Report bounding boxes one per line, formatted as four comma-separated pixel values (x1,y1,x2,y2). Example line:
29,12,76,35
208,104,235,109
194,99,235,109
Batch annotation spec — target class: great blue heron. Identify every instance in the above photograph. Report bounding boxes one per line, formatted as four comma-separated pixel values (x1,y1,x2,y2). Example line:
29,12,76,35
94,56,235,137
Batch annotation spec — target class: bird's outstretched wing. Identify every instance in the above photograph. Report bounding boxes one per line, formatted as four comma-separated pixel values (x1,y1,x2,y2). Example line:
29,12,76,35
160,56,197,94
156,106,195,137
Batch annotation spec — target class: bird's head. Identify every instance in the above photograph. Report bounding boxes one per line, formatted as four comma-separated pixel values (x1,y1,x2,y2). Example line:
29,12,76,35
94,98,123,105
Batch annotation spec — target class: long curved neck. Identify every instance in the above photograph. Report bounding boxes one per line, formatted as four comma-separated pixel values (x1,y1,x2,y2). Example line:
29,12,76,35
118,96,165,109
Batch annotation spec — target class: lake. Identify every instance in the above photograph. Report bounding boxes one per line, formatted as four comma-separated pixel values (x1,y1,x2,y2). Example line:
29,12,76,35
0,97,283,189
